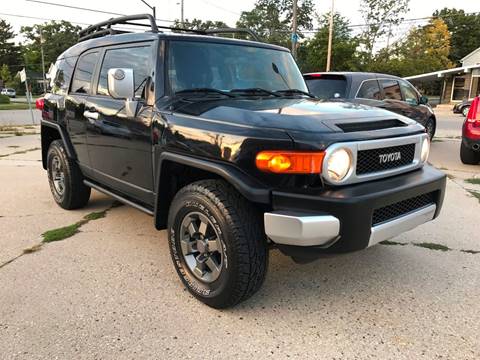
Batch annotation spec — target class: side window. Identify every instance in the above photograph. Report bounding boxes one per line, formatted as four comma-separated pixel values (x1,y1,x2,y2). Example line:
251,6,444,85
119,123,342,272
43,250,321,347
379,79,402,101
70,52,99,94
97,46,152,98
399,80,419,105
50,57,76,95
356,80,382,100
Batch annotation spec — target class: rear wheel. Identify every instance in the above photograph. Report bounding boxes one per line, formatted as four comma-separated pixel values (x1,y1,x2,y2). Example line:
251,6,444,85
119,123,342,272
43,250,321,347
168,179,268,308
460,141,480,165
47,140,91,209
462,106,470,117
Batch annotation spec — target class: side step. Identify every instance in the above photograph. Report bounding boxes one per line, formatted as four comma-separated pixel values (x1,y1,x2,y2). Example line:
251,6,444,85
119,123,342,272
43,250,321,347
84,180,154,216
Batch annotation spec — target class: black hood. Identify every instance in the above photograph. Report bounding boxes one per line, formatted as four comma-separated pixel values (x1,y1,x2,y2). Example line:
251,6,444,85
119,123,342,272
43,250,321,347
171,97,418,134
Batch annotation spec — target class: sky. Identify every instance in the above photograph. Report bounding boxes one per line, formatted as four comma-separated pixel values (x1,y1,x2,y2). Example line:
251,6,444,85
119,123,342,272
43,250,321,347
2,0,480,42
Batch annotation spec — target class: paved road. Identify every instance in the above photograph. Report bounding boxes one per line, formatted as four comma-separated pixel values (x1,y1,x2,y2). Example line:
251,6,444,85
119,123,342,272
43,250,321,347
0,109,41,126
0,114,479,359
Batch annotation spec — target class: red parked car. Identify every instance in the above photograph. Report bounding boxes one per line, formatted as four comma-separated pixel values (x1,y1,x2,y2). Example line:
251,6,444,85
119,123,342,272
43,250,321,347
461,96,480,164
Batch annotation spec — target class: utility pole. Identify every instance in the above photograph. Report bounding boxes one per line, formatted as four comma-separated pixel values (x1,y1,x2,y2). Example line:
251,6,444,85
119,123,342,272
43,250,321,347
326,0,334,72
291,0,298,58
181,0,184,27
140,0,156,18
40,26,46,93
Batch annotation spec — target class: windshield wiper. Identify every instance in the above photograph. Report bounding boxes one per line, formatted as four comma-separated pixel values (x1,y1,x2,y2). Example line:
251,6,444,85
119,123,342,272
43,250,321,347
174,88,235,98
230,88,280,97
274,89,316,98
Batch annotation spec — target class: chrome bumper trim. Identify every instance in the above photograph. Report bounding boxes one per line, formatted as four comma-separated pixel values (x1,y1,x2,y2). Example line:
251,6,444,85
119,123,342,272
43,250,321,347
368,204,437,247
264,212,340,247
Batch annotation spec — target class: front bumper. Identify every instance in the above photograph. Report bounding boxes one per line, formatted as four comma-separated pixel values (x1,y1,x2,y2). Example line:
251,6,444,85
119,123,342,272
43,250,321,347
264,165,446,259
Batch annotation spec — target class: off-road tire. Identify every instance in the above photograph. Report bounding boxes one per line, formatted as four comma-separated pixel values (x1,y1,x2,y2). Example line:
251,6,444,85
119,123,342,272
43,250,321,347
167,179,268,308
425,117,436,140
460,141,480,165
47,140,91,209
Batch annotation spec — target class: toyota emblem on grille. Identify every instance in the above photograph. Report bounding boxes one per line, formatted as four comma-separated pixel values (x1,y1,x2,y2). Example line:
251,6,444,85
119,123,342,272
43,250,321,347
378,151,402,164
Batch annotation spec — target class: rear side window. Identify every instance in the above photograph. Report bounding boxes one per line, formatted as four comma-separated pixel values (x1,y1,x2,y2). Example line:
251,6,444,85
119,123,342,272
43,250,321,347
356,80,382,100
97,45,152,98
50,57,76,94
71,52,99,94
305,75,347,99
380,79,402,101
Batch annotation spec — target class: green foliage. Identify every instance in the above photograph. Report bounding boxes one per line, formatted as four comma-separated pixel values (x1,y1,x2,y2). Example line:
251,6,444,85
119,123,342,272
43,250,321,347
0,64,12,83
0,95,10,104
358,0,410,60
236,0,315,47
0,19,21,73
297,13,359,72
434,8,480,64
367,18,454,77
20,20,81,73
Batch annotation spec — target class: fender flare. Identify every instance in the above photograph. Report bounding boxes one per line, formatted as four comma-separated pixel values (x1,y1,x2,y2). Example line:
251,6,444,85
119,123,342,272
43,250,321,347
153,151,271,229
41,120,77,159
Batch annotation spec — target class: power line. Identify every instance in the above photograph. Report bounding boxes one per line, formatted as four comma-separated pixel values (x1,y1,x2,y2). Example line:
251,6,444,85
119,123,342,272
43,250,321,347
198,0,242,16
25,0,177,24
0,12,90,26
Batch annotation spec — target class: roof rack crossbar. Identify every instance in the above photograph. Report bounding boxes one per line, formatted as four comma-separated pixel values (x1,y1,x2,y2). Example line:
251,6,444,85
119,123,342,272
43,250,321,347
78,14,260,43
205,28,260,41
78,14,158,41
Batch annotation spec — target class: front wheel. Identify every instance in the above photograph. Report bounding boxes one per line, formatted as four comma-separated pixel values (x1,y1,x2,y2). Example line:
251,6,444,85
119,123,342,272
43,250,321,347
462,106,470,117
168,180,268,308
425,118,436,140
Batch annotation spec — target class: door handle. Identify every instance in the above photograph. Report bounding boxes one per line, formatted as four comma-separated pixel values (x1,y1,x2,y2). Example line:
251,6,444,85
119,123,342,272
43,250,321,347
83,110,99,121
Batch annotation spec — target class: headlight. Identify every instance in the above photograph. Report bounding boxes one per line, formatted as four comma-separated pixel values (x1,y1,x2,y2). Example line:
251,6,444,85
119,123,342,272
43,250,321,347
421,137,430,162
326,148,353,182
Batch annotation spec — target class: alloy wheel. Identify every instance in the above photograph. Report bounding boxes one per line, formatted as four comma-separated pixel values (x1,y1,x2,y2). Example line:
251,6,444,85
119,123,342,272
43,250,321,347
51,155,65,196
179,211,224,283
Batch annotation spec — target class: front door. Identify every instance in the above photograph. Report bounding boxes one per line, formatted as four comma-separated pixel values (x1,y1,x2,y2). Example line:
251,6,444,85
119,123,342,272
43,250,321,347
85,43,155,205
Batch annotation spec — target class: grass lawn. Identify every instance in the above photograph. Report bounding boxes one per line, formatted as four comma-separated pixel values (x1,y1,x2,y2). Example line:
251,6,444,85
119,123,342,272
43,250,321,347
0,103,32,110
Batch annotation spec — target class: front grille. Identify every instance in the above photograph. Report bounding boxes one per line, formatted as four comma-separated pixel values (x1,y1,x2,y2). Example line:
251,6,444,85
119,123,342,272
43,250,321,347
356,143,415,175
372,192,435,226
337,119,407,133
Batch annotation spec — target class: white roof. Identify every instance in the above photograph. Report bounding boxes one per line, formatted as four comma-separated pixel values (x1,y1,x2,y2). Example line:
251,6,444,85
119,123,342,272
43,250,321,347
404,64,480,81
461,47,480,63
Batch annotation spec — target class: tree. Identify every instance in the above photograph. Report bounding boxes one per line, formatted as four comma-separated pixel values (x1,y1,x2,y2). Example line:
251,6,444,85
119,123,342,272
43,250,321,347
369,18,454,77
433,8,480,64
0,64,12,83
236,0,315,47
20,20,81,72
359,0,410,59
297,13,359,72
173,18,229,30
0,19,21,73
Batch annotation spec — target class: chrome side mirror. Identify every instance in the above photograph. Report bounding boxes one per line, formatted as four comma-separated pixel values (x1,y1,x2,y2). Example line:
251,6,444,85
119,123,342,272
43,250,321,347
107,68,138,117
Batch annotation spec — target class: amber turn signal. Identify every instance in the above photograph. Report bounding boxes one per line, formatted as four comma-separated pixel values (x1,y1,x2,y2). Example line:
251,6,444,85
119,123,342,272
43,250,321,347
256,151,325,174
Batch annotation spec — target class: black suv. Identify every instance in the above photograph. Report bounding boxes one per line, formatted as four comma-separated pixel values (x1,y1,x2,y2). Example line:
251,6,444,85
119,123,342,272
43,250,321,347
304,72,437,140
40,14,446,308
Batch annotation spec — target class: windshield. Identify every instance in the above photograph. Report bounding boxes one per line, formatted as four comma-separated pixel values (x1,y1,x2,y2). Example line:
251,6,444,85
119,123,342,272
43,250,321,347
168,40,308,94
305,75,347,99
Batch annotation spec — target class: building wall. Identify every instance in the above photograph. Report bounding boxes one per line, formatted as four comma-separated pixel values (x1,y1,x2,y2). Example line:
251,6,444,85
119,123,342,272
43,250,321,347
462,49,480,66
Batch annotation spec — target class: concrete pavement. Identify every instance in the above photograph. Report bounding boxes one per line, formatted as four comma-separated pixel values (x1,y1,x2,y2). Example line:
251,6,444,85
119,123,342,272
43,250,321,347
0,109,41,126
0,113,479,359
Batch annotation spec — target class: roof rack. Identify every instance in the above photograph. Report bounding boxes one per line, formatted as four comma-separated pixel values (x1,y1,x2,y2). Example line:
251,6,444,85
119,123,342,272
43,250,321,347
78,13,260,42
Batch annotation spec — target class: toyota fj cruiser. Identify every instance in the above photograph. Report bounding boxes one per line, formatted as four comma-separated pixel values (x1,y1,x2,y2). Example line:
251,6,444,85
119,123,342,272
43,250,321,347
39,14,446,308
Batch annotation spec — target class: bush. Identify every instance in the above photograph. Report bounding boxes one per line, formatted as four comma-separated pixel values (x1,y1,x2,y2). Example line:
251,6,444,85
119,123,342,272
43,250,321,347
0,95,11,104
